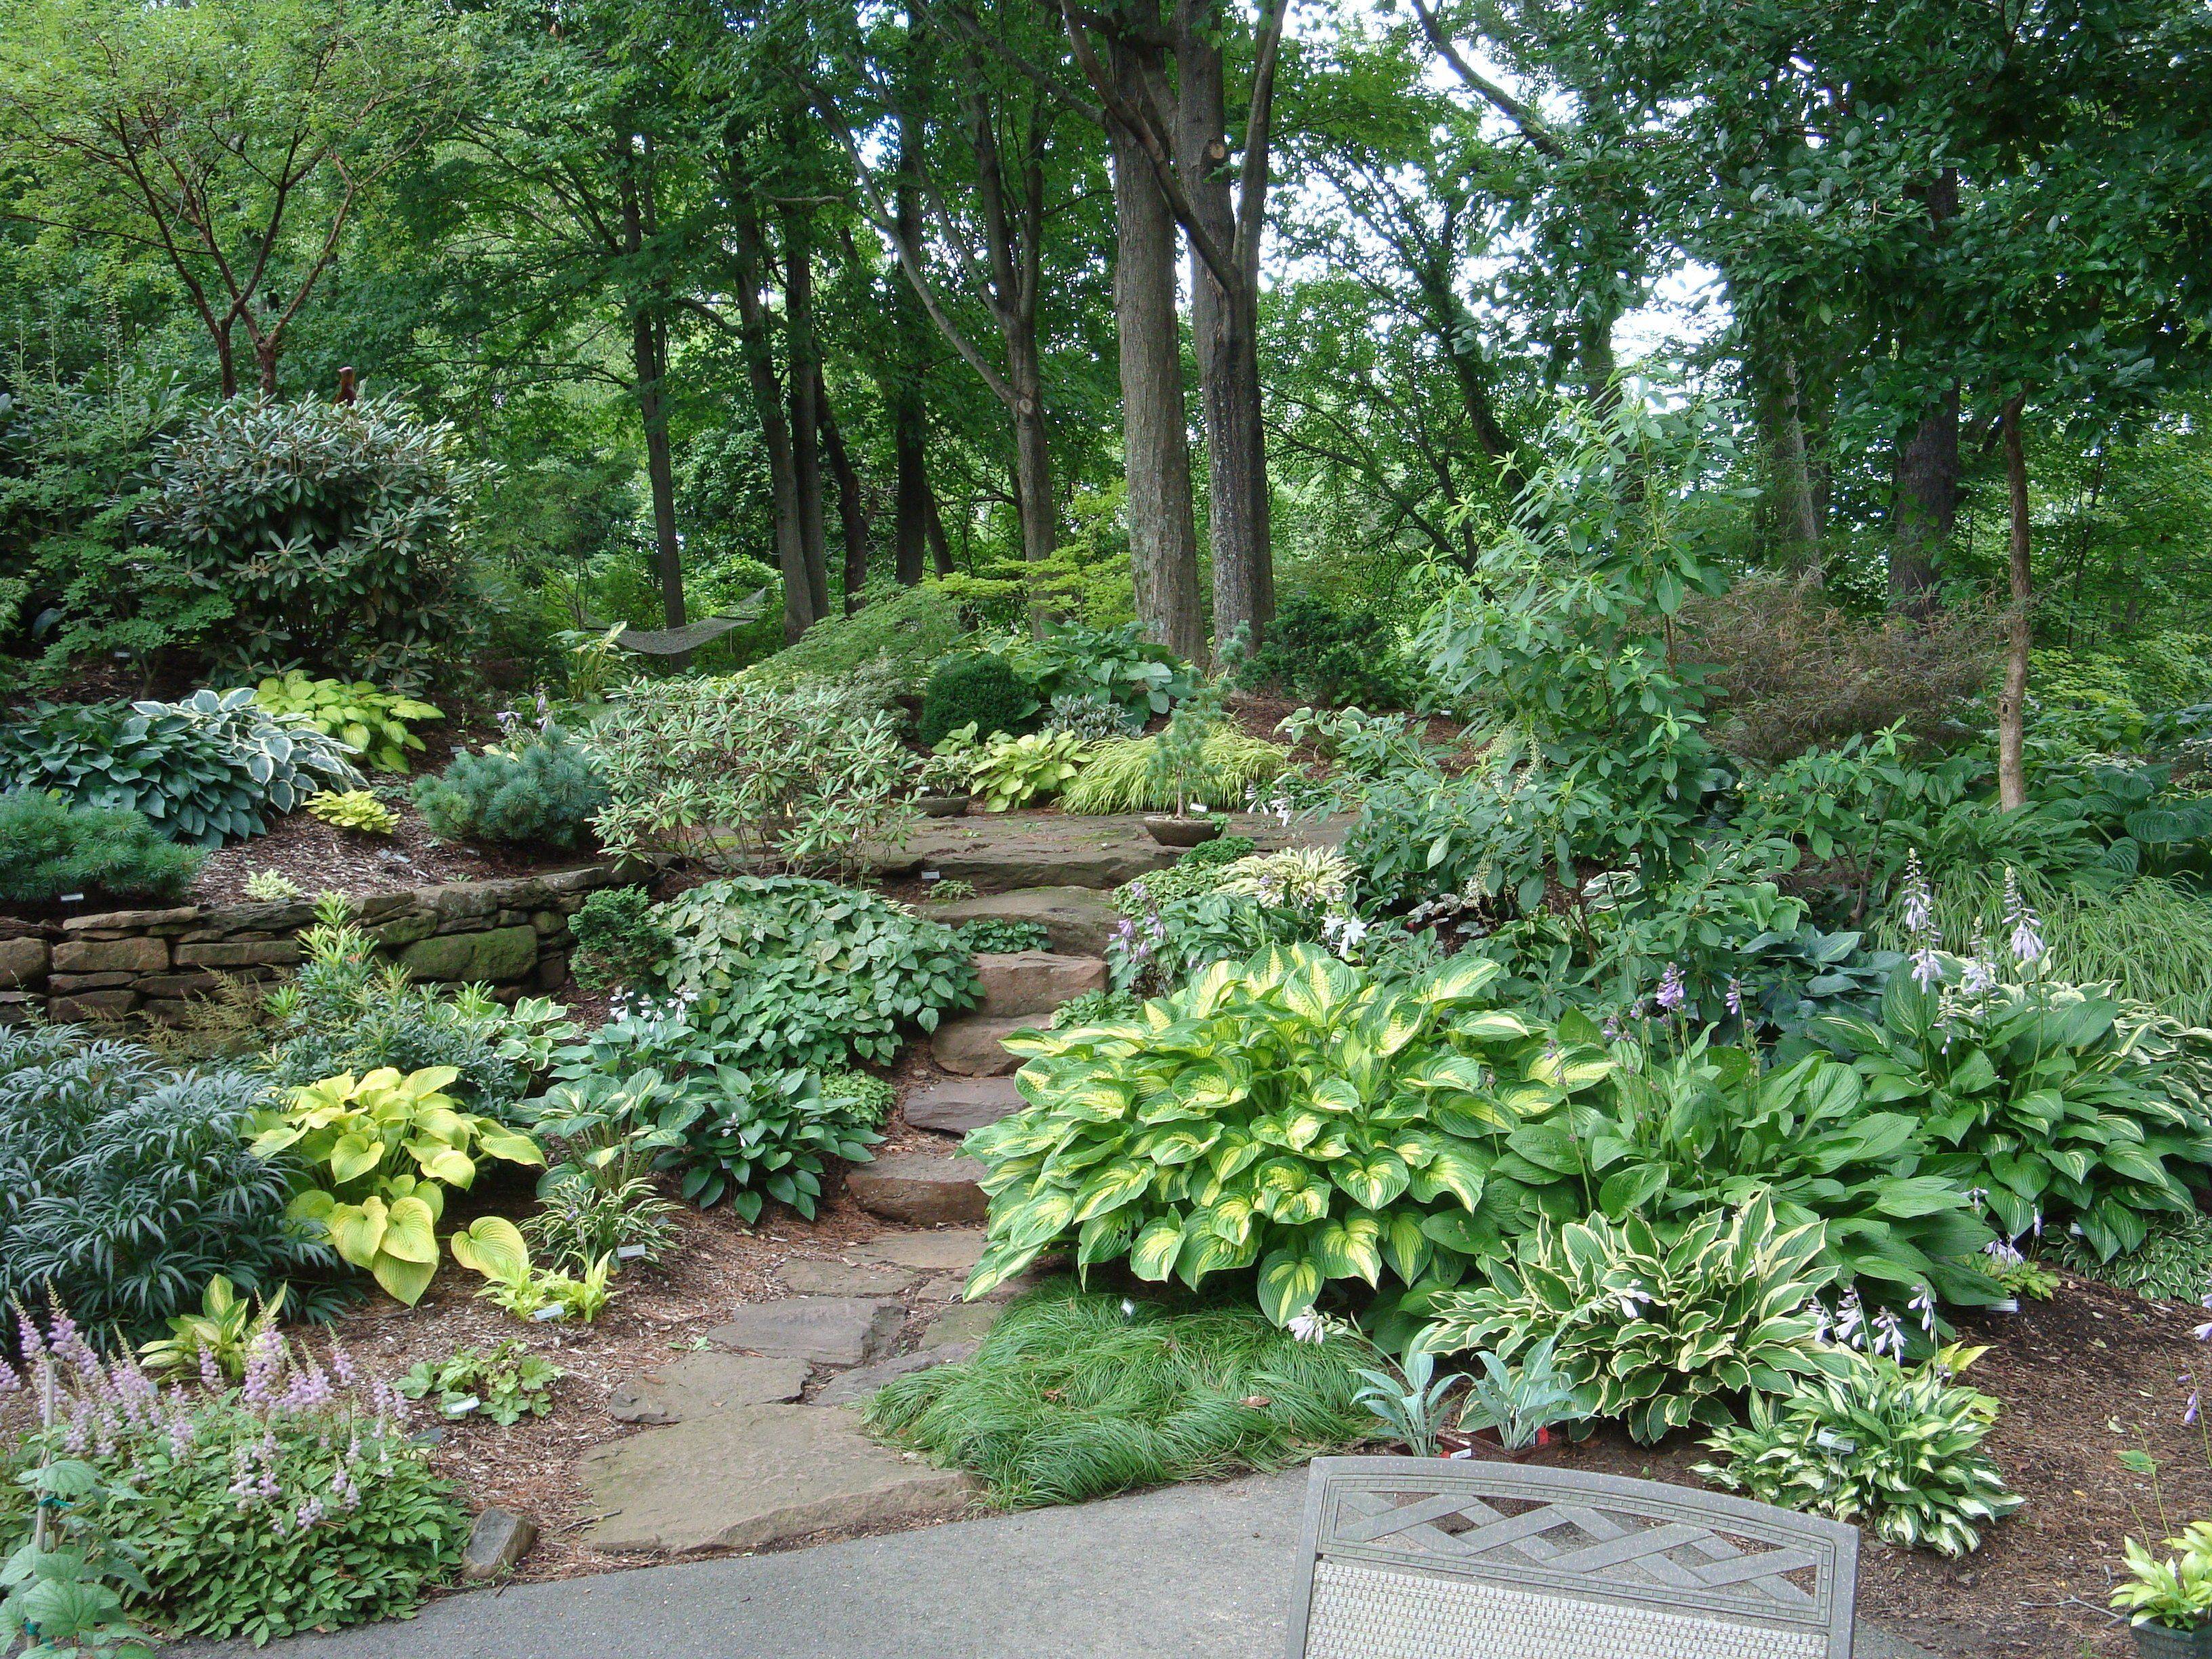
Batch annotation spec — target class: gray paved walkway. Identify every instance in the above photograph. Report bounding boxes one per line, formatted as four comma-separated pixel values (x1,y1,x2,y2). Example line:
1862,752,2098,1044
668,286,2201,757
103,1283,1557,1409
190,1467,1940,1659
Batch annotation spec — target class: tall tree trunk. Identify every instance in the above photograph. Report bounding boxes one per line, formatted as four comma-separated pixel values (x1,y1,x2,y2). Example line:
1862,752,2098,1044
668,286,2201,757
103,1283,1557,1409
818,372,870,613
619,134,684,628
1996,392,2033,813
1107,35,1205,661
784,205,832,623
1172,3,1269,656
731,186,814,642
891,9,932,588
633,310,686,628
1890,170,1960,611
1760,349,1821,577
1007,331,1058,568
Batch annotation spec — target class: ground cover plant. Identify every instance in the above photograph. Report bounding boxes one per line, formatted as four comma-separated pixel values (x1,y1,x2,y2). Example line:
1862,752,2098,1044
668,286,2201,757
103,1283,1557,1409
0,788,203,905
865,1282,1371,1507
654,876,978,1069
0,1024,335,1339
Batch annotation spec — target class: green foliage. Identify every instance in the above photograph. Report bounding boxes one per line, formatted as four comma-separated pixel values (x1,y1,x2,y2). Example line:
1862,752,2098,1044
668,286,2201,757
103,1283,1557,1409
655,876,979,1069
398,1342,561,1426
241,869,302,902
0,1025,333,1340
918,652,1035,747
986,621,1202,722
865,1282,1371,1507
248,1065,545,1305
1419,1197,1849,1444
250,674,442,773
0,369,212,695
1048,988,1143,1029
1351,1346,1466,1456
956,918,1052,954
1410,390,1733,887
1060,731,1291,815
1107,856,1360,998
533,998,881,1219
1456,1334,1582,1452
470,1243,614,1324
0,691,363,846
2051,1210,2212,1301
1111,837,1258,909
965,729,1088,811
260,896,569,1118
411,726,607,849
524,1134,679,1271
1696,1349,2023,1557
744,583,966,708
1,1460,155,1659
818,1065,899,1128
304,789,396,834
0,790,203,905
1043,691,1141,741
1233,592,1417,708
0,1323,467,1645
136,394,483,687
134,1276,285,1382
569,886,670,991
590,676,916,877
962,945,1611,1324
1797,970,2212,1258
2115,1521,2212,1631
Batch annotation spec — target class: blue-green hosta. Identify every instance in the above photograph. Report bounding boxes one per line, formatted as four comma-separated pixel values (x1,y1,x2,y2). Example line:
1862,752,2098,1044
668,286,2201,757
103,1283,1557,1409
962,945,1617,1324
1696,1347,2023,1557
1800,969,2212,1258
1417,1196,1851,1443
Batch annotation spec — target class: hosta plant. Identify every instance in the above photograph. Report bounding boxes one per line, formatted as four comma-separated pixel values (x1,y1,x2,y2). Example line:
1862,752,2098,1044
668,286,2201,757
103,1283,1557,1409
655,877,979,1069
1416,1196,1851,1443
305,789,398,834
962,945,1618,1325
533,998,882,1219
136,1275,285,1382
249,1066,544,1304
2114,1521,2212,1633
1799,968,2212,1258
966,729,1089,811
1695,1346,2023,1557
1496,1039,1999,1308
251,673,443,773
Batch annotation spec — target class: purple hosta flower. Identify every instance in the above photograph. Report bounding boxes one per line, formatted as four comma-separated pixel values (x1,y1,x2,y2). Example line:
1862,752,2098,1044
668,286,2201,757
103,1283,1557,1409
2003,867,2046,966
1959,954,1997,997
1964,1187,1989,1214
1601,1014,1622,1042
1871,1307,1908,1363
1618,1290,1654,1322
2031,1208,2045,1240
1724,977,1744,1020
1908,1286,1938,1338
1655,964,1687,1015
1286,1310,1328,1346
1833,1290,1866,1351
1910,939,1945,990
1899,852,1935,938
1984,1235,2024,1270
1807,1302,1833,1345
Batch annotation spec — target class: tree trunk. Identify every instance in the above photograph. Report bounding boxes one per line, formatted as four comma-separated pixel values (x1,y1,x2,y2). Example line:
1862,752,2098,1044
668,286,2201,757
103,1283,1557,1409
784,208,832,624
924,483,955,575
1107,35,1205,661
730,187,814,642
1173,0,1271,656
1890,169,1960,612
1996,393,2032,813
818,372,870,613
1761,350,1822,577
633,309,686,628
1007,332,1059,568
892,12,932,588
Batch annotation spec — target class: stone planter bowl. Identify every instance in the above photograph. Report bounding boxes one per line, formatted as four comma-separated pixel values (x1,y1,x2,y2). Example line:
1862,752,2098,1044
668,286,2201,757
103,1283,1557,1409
2135,1622,2212,1659
1145,815,1223,848
917,794,972,818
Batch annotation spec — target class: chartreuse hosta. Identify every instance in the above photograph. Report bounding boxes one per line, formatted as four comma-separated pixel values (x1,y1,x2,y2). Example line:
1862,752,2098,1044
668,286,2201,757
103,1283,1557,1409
250,1066,542,1304
961,944,1616,1326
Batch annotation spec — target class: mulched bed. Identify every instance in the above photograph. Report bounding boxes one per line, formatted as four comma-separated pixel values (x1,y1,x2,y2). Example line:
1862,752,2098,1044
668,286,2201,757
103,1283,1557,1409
1552,1271,2206,1658
186,798,590,909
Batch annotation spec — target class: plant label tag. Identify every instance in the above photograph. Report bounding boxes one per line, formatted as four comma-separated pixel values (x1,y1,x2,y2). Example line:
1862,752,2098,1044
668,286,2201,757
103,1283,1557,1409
531,1305,566,1322
617,1245,648,1261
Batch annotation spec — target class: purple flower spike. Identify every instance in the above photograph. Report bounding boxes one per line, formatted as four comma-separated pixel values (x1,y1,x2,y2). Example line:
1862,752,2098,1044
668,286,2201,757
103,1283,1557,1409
1655,964,1686,1014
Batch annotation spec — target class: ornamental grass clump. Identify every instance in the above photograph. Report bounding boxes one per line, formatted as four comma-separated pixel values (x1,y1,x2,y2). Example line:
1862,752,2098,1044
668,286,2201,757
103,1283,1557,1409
0,1313,466,1645
865,1282,1370,1507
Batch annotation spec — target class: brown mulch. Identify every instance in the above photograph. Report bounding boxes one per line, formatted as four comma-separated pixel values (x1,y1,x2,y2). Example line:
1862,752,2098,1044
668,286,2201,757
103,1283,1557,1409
186,799,588,909
1545,1272,2207,1658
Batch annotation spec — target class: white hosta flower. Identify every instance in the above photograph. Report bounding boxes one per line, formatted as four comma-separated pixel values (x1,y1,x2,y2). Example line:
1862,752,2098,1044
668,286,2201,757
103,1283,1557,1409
1286,1310,1328,1345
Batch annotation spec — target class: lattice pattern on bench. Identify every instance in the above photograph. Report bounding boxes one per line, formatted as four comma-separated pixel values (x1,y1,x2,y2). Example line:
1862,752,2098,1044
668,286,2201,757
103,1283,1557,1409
1285,1458,1858,1659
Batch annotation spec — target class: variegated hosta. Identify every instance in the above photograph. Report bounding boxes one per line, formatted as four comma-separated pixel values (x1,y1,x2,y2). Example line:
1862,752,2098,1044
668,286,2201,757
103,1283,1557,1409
1417,1195,1849,1443
249,1066,544,1305
961,943,1617,1326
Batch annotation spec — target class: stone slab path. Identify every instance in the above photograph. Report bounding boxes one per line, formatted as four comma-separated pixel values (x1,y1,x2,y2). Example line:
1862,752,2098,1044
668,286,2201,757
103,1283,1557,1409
181,1467,1941,1659
879,809,1354,893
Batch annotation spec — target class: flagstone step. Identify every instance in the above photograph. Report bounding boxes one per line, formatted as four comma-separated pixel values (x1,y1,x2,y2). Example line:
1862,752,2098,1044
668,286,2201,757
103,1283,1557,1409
845,1150,989,1227
905,1076,1026,1136
920,886,1125,955
930,1013,1033,1078
970,949,1107,1019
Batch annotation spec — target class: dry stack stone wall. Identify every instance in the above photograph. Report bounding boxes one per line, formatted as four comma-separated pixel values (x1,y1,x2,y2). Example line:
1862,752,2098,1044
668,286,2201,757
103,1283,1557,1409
0,864,625,1028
